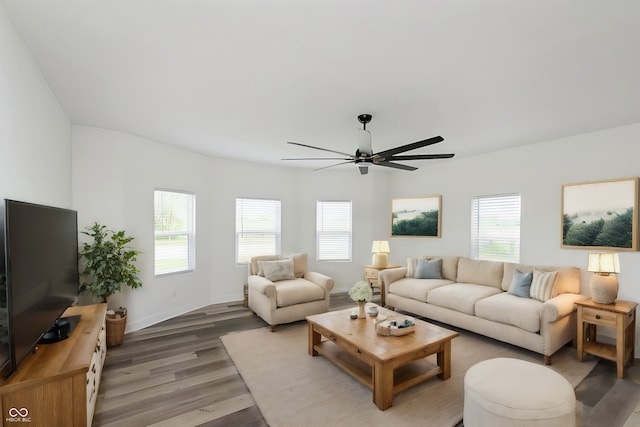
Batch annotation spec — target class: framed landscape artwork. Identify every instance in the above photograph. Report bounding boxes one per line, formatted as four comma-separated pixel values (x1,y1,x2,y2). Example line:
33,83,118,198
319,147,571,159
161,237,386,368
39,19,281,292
391,196,441,237
562,177,639,250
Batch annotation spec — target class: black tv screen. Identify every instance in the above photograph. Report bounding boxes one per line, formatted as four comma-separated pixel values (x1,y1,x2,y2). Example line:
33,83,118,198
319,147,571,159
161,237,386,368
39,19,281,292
0,199,79,376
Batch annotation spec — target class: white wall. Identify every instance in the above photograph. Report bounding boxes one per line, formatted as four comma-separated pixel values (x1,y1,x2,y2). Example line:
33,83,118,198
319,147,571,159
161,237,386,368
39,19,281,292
0,6,71,206
71,125,383,332
387,122,640,352
73,121,640,355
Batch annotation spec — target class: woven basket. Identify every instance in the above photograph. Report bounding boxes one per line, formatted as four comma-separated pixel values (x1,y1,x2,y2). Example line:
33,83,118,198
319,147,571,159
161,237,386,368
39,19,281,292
106,308,127,347
375,317,416,336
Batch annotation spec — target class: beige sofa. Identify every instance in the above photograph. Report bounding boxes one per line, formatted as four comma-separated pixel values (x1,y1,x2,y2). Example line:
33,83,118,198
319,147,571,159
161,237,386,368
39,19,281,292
379,256,586,364
248,253,334,331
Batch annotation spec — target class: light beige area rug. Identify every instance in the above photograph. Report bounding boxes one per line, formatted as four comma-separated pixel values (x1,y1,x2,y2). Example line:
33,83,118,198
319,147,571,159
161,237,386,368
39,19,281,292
221,323,596,427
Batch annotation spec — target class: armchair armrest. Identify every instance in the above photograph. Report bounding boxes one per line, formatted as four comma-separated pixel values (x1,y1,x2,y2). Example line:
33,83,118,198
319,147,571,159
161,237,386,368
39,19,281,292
305,272,335,294
248,275,276,298
541,293,586,322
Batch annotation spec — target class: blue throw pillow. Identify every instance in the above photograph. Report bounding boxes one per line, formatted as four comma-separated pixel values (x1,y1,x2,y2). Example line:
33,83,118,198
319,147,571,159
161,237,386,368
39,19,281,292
414,258,443,279
508,269,533,298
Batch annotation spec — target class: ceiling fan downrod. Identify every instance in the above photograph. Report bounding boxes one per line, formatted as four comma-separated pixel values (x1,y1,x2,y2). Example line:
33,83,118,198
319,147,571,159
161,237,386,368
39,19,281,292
357,113,372,130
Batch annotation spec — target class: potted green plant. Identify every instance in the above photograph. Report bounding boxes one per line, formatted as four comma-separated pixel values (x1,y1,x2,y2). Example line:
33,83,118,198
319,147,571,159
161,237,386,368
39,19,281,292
79,222,143,346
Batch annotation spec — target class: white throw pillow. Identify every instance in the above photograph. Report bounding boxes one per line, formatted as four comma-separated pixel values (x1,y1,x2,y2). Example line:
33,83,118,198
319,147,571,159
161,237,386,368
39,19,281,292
259,259,296,282
529,269,558,301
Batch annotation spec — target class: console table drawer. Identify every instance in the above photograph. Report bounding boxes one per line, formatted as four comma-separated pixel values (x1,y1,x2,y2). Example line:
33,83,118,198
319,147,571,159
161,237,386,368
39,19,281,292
364,268,379,280
582,307,617,327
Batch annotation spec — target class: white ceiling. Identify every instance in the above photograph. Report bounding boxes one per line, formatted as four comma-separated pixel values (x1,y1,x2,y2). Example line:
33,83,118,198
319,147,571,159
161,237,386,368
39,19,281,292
3,1,640,171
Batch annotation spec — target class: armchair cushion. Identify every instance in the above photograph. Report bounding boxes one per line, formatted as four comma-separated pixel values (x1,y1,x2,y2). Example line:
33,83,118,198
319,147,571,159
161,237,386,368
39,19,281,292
275,279,325,307
250,255,282,276
289,252,309,278
259,259,296,282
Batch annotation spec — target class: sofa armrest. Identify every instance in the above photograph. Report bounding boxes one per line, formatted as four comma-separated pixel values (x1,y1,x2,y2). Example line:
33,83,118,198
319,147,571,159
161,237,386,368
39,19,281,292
248,275,276,298
542,293,587,322
379,267,408,287
305,272,335,294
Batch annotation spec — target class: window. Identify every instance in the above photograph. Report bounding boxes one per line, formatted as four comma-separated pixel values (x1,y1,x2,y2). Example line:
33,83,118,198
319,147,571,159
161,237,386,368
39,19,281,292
236,198,281,264
316,200,352,261
154,189,196,275
471,193,521,263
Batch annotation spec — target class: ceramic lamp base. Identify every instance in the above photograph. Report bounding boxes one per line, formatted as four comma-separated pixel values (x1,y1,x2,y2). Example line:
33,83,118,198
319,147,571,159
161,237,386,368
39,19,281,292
372,253,388,269
590,273,618,304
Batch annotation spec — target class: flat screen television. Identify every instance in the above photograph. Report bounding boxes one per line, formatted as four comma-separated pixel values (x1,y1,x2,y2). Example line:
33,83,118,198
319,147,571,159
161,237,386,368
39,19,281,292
0,199,79,378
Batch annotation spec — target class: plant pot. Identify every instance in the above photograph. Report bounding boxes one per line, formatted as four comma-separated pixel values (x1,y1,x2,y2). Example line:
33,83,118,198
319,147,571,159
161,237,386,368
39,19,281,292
106,307,127,347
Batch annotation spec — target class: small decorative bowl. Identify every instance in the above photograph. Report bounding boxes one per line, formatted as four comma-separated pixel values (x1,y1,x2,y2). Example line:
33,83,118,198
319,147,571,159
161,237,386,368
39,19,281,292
366,306,379,317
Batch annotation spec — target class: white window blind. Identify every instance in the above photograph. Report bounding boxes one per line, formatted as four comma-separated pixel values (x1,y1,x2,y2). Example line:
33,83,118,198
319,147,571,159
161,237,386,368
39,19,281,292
154,189,196,275
236,198,281,264
316,200,352,261
471,193,521,263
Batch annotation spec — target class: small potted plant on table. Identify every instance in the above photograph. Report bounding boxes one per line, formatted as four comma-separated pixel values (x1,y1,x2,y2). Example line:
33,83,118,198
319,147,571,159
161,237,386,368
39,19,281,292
348,281,373,318
79,222,143,347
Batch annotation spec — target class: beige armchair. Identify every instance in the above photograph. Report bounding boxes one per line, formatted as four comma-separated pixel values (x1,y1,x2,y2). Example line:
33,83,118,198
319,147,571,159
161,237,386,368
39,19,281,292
248,253,334,331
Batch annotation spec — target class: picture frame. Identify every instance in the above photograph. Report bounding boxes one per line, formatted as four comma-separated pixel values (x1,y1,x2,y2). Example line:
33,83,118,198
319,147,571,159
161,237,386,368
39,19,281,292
391,195,441,237
561,177,639,250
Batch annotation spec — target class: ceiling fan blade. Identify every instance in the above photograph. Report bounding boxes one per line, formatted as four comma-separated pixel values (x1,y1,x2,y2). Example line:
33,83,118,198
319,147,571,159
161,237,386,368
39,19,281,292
374,161,418,171
313,160,356,171
288,142,354,158
359,166,369,175
387,153,455,161
282,157,353,161
373,136,444,160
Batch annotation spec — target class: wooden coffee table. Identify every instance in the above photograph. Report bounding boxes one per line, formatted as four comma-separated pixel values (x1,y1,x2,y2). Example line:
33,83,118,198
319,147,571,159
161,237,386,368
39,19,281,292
306,306,458,410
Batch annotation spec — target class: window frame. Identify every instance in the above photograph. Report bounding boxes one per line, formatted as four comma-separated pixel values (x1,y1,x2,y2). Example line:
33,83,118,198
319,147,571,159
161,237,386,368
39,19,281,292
235,197,282,264
154,188,196,276
471,193,521,263
316,200,352,262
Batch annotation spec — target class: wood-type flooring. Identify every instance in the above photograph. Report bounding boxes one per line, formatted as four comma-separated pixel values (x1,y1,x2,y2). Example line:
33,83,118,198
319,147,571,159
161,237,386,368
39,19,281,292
93,294,640,427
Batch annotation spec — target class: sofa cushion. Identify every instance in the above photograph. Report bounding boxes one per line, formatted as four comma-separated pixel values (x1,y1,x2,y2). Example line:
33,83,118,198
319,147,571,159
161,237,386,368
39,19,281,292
456,258,504,289
427,283,503,315
275,279,325,307
475,293,543,333
388,278,454,302
415,258,443,279
502,263,580,295
406,256,459,280
508,269,533,298
405,256,427,277
435,256,460,281
530,269,558,301
260,259,296,282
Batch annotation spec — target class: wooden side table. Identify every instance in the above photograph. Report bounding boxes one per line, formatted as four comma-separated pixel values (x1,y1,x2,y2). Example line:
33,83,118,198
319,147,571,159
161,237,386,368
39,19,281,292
364,265,400,306
576,298,637,379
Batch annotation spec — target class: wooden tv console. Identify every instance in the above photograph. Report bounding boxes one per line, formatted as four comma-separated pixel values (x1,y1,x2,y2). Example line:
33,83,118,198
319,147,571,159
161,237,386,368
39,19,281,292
0,303,107,427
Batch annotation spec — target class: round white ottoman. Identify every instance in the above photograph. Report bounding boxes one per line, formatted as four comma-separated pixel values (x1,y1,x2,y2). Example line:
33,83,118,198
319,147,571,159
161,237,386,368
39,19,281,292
463,357,576,427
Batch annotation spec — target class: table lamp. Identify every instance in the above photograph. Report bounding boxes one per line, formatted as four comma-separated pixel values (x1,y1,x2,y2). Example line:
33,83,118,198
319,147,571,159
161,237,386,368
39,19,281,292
371,240,390,268
587,252,620,304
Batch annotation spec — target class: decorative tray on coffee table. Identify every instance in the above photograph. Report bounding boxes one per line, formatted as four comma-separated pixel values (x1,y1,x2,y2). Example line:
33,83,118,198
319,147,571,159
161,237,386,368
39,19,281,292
375,316,416,336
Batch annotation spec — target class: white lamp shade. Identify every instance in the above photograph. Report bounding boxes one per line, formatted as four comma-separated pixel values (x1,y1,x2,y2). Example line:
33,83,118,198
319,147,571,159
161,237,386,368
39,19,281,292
371,240,390,253
587,253,620,274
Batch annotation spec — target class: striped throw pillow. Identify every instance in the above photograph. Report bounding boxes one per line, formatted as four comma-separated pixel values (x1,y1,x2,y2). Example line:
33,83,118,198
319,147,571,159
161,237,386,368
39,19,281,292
529,269,558,301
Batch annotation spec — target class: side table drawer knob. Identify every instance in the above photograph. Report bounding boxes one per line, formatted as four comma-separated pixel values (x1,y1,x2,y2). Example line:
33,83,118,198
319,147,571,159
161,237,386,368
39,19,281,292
595,315,601,319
